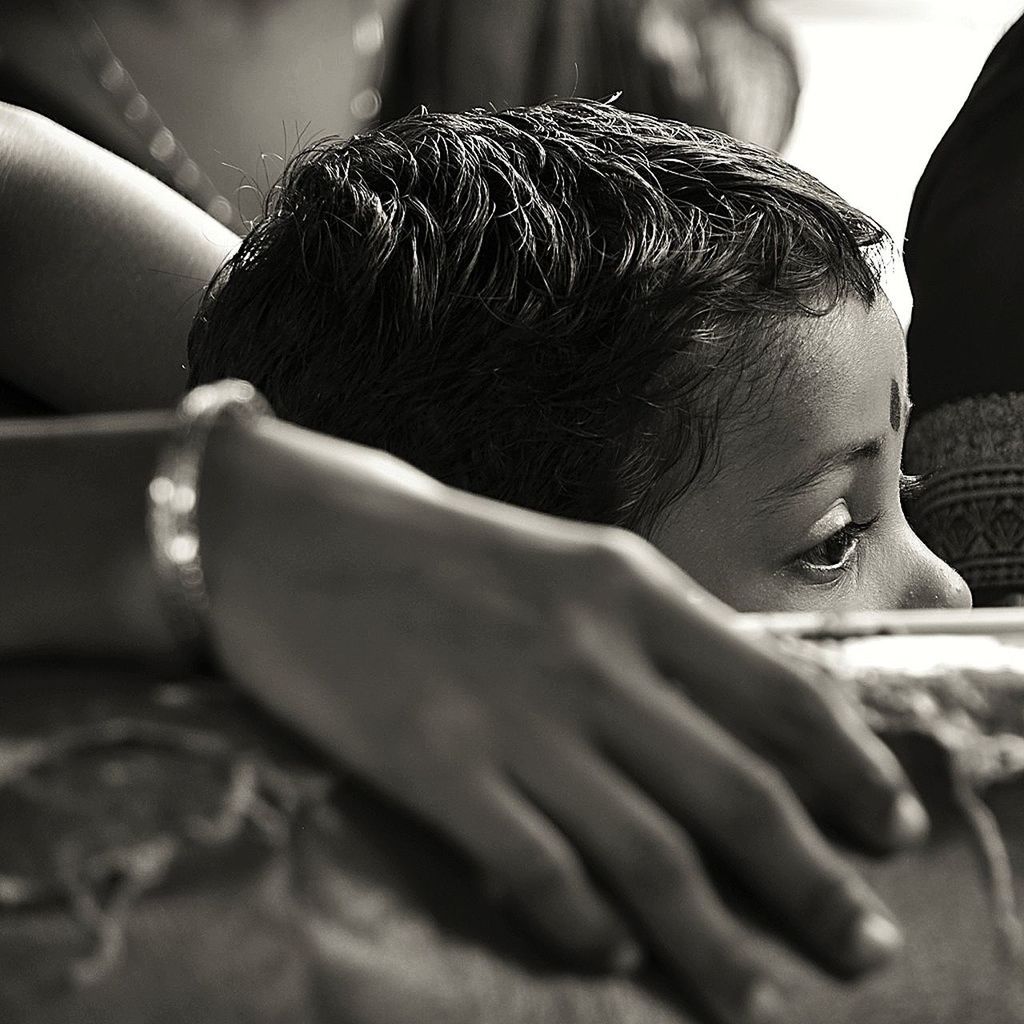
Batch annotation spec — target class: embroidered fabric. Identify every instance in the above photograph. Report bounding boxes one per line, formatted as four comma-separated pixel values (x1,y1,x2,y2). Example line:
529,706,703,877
905,393,1024,594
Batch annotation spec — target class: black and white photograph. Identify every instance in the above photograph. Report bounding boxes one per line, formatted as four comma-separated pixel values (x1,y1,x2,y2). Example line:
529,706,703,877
2,1,1024,1021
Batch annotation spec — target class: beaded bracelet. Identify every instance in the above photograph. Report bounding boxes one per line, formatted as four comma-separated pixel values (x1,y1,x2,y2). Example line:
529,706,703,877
147,379,275,663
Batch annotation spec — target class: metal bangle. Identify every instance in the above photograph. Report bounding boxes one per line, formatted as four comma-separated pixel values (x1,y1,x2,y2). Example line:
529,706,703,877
147,379,274,663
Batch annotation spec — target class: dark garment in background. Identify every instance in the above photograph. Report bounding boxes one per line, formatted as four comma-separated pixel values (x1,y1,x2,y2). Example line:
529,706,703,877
380,0,800,152
904,12,1024,601
906,11,1024,417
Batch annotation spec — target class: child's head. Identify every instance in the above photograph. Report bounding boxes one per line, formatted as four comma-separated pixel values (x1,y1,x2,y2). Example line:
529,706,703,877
188,99,968,612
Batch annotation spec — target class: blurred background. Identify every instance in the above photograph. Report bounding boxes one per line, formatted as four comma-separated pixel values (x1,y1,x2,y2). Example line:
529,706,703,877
770,0,1022,322
1,0,1021,322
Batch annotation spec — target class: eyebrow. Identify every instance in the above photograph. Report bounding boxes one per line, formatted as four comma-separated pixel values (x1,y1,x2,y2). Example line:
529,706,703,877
755,437,885,511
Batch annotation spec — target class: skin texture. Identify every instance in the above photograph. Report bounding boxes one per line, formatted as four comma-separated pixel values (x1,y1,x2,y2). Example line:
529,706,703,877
0,104,964,1022
195,414,932,1022
654,298,971,614
0,401,931,1024
0,102,239,412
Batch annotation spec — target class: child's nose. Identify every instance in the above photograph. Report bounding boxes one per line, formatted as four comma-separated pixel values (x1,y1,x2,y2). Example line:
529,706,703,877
899,537,972,609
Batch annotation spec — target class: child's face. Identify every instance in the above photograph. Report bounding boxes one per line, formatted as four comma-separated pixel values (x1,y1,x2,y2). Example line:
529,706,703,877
652,296,971,612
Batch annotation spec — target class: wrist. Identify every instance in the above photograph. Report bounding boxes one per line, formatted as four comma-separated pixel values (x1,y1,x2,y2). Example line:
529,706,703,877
146,381,273,668
0,412,183,663
197,412,454,625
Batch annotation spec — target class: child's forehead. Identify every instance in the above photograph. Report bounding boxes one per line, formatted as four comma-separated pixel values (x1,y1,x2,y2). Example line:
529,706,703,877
775,296,902,400
719,297,907,480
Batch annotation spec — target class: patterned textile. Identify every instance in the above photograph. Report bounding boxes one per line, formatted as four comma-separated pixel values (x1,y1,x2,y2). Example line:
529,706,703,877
906,394,1024,597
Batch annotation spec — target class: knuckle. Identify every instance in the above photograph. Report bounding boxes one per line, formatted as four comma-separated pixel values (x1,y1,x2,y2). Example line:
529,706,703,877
793,870,863,937
771,659,903,794
505,840,578,904
763,669,853,754
579,528,650,586
775,653,867,743
621,831,699,900
560,530,658,657
768,657,833,721
700,956,774,1024
717,765,797,843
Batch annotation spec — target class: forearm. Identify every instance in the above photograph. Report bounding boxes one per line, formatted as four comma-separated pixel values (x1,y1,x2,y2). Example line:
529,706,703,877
0,412,180,662
0,402,462,668
0,406,450,667
0,103,240,413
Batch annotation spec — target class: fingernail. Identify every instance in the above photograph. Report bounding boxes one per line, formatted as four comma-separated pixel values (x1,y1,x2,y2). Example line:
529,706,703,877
847,910,903,969
608,938,644,974
889,790,929,846
743,980,785,1024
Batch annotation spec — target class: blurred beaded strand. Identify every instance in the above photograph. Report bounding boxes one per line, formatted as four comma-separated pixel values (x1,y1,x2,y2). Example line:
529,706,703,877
53,0,237,227
350,4,386,125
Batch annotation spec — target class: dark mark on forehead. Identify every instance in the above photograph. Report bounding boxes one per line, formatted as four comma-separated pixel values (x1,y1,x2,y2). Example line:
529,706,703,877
890,378,901,432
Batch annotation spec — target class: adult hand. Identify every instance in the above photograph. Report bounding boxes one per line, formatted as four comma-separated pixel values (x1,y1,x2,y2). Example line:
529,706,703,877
200,414,928,1024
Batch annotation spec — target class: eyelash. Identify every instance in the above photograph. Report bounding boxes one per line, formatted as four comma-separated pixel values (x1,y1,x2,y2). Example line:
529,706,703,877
798,515,879,576
796,474,925,580
899,472,925,500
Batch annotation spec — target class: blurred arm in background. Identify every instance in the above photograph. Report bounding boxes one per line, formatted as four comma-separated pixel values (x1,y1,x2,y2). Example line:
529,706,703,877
0,0,391,232
0,0,800,418
0,101,238,413
1,0,799,246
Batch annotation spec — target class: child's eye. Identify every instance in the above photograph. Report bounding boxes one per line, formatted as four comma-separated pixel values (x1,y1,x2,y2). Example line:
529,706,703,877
797,514,879,577
801,526,861,571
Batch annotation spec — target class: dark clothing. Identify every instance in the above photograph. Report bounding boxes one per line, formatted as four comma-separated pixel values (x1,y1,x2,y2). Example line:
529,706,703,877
904,13,1024,598
381,0,800,152
906,12,1024,416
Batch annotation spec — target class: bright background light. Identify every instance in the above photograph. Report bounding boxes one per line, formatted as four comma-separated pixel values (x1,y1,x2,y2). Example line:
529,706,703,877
768,0,1023,326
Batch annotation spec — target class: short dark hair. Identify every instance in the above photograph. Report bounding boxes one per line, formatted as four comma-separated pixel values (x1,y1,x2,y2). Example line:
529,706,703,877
188,99,886,533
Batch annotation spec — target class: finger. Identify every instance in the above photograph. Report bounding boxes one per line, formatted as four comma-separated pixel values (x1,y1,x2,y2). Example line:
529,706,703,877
740,655,929,853
711,641,929,852
512,740,789,1024
593,672,904,978
637,571,927,850
406,769,642,971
